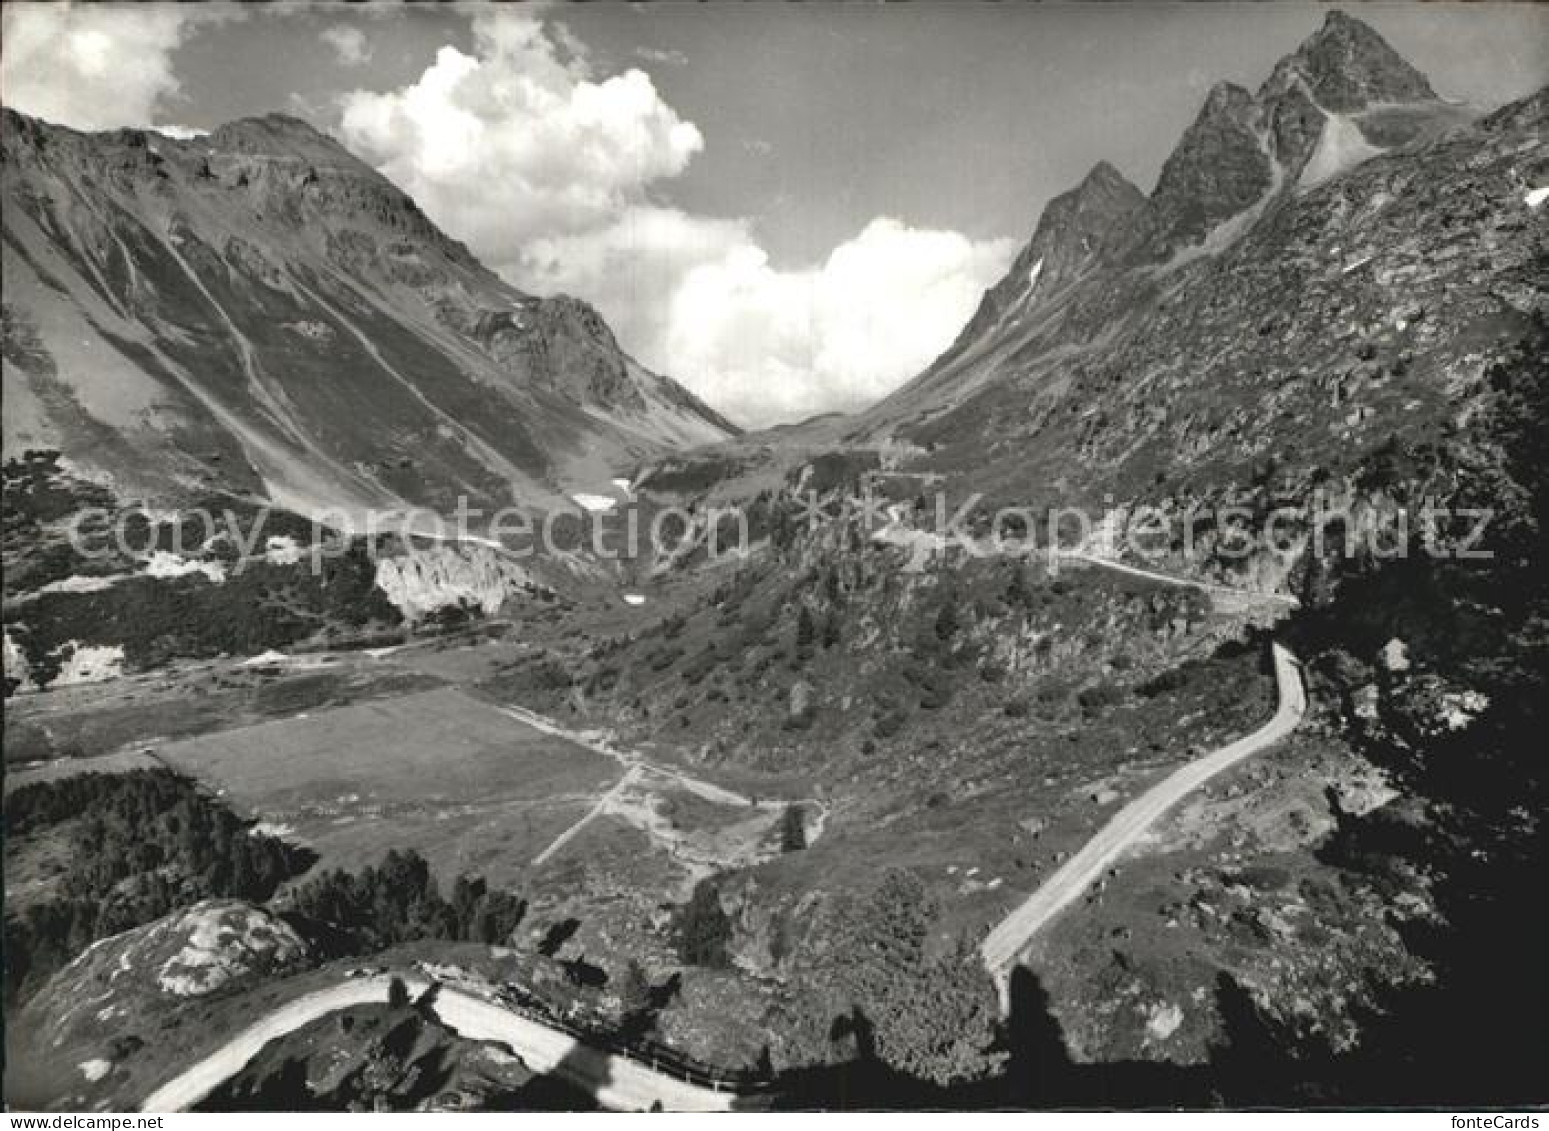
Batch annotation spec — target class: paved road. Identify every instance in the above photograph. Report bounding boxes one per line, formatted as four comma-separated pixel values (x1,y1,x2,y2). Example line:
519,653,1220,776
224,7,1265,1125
871,515,1309,992
980,641,1306,993
1055,550,1301,608
140,977,415,1112
140,975,737,1112
430,987,736,1111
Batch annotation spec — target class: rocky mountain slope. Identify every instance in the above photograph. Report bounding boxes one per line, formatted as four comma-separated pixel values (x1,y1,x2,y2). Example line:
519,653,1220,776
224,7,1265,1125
6,900,310,1108
651,12,1532,537
529,13,1547,1092
1,109,736,522
4,8,1545,1110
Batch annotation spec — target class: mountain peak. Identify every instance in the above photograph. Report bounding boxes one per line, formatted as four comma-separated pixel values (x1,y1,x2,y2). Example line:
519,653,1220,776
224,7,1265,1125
1272,8,1437,111
205,113,365,168
1131,77,1273,257
912,158,1146,372
1202,80,1256,116
1079,160,1139,196
1,107,736,513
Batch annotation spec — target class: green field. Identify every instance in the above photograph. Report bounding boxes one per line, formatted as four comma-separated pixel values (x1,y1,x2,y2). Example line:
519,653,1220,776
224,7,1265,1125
154,687,619,887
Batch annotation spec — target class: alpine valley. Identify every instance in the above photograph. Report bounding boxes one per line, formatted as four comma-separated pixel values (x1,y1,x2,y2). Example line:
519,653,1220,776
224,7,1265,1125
3,10,1544,1113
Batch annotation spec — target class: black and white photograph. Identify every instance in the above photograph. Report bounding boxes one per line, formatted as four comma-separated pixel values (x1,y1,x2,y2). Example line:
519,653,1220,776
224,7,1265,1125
1,0,1545,1116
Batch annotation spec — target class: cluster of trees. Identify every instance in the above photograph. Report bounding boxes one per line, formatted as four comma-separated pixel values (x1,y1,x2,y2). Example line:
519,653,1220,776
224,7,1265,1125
672,879,734,968
780,869,1001,1088
4,454,404,689
780,805,808,852
286,849,525,955
11,539,402,688
790,579,845,668
2,450,114,535
3,769,315,1000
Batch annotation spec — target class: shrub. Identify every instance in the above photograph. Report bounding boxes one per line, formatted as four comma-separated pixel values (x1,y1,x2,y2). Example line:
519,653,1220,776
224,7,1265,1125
1139,666,1190,697
673,881,732,967
1077,681,1125,716
4,769,316,1000
874,707,909,738
780,805,808,851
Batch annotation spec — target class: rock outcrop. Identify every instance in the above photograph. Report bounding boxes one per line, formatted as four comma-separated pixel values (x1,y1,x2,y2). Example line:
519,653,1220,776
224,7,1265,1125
373,543,541,619
21,901,308,1057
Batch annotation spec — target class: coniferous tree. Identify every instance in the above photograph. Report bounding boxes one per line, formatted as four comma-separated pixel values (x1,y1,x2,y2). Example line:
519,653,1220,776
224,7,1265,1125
795,605,817,662
674,880,733,967
620,958,653,1018
780,804,808,852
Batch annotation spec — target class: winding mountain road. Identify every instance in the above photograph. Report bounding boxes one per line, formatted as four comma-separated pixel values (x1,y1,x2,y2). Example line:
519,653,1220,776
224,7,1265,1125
1054,550,1301,608
138,542,1307,1108
140,974,737,1113
139,634,1306,1108
982,640,1306,998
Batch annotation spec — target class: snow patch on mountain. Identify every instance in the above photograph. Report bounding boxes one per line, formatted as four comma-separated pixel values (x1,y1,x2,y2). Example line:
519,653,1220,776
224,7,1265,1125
264,535,304,564
3,631,37,693
1026,257,1044,292
1299,112,1384,188
51,643,125,686
572,493,619,513
144,551,226,584
36,574,122,595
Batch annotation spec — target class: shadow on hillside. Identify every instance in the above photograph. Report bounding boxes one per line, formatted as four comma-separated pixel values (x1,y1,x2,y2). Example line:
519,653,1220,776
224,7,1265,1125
768,969,1213,1110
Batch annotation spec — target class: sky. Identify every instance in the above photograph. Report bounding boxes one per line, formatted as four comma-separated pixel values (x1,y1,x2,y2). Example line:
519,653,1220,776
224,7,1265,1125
3,1,1545,426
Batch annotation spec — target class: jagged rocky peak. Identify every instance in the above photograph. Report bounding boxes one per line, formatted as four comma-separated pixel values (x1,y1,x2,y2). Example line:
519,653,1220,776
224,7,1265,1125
1257,10,1456,178
1056,161,1148,235
471,293,642,410
1014,160,1146,285
1266,9,1438,112
1131,13,1442,258
1137,80,1274,255
922,160,1146,366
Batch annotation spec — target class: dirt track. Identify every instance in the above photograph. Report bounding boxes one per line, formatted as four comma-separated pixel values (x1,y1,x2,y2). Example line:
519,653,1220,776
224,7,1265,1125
981,641,1306,996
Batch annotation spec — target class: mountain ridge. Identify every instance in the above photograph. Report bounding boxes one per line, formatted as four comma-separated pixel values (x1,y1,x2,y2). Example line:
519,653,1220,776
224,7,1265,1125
631,12,1536,537
738,12,1492,450
0,106,736,521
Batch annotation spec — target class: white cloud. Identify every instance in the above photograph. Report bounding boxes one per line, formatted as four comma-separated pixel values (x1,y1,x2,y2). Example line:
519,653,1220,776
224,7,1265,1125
153,123,208,141
1,2,1015,428
518,204,754,382
0,2,224,131
337,9,702,269
662,218,1014,425
322,24,371,67
522,208,1012,426
634,45,689,68
337,9,1012,426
